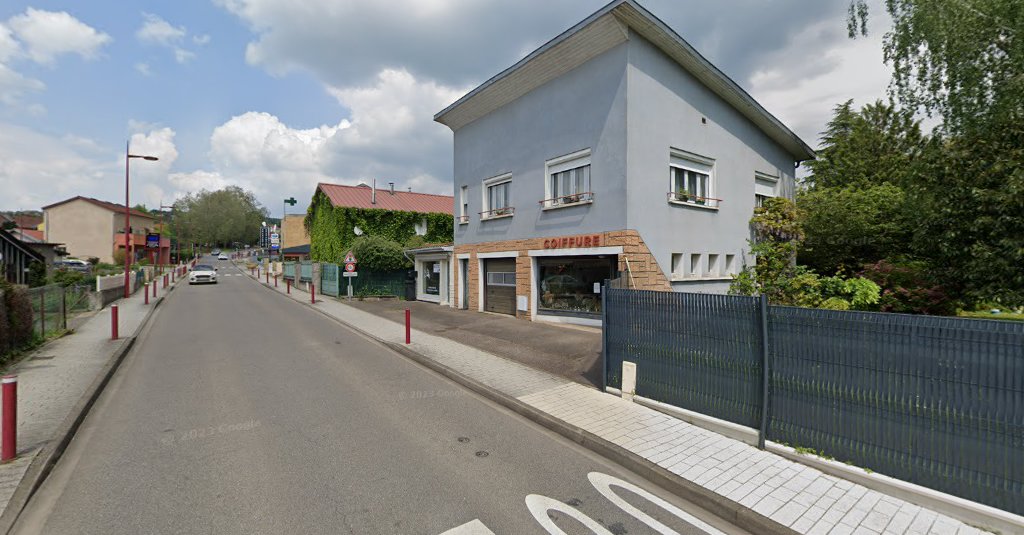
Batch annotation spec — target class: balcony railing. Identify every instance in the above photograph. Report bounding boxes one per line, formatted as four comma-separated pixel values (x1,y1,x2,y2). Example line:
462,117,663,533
539,191,595,208
479,207,515,219
456,215,469,224
667,191,722,208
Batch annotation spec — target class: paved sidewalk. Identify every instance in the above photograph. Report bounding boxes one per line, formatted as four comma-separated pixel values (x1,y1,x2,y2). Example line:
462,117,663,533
0,276,178,521
252,271,990,535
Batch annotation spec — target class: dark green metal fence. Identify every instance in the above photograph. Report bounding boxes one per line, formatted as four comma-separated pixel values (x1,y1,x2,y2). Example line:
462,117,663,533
348,270,406,297
299,261,313,282
603,287,1024,514
283,262,296,280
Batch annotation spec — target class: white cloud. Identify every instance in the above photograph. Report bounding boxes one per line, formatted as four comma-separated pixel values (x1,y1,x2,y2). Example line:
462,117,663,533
173,48,195,64
0,123,111,210
7,8,111,65
136,13,200,64
162,68,464,213
136,13,185,46
0,63,44,105
747,17,892,149
135,62,153,76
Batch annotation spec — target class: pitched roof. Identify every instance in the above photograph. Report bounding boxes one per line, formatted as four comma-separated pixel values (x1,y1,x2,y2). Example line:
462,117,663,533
0,228,45,263
317,183,454,215
434,0,815,161
12,228,44,242
13,214,42,228
41,196,157,220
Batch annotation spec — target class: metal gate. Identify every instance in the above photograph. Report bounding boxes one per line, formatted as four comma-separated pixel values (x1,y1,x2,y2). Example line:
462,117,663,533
484,258,516,315
299,261,313,282
321,263,339,296
283,262,296,280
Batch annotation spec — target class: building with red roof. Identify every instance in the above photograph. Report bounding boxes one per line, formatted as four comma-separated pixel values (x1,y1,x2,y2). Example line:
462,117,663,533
42,196,170,264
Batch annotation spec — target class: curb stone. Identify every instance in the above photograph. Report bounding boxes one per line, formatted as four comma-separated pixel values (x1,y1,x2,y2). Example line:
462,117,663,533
245,271,796,535
0,283,178,534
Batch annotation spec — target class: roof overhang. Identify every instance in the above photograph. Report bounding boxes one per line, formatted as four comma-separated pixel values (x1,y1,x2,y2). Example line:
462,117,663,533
434,0,815,161
406,245,454,255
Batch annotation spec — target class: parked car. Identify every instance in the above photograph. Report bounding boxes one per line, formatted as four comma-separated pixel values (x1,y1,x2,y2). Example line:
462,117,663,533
188,264,218,285
211,249,221,256
218,254,229,260
56,258,92,273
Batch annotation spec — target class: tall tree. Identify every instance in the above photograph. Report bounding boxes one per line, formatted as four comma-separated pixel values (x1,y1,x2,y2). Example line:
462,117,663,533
848,0,1024,305
803,100,924,189
174,187,268,248
848,0,1023,133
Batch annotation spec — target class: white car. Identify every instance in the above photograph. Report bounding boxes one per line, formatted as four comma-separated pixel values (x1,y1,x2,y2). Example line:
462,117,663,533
189,264,218,284
218,254,229,260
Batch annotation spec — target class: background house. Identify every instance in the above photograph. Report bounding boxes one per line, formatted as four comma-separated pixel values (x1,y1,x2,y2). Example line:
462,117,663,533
42,196,171,265
304,182,453,263
0,227,45,285
435,0,813,324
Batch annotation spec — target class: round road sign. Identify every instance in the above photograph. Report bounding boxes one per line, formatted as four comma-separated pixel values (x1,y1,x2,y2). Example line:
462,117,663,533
345,262,356,272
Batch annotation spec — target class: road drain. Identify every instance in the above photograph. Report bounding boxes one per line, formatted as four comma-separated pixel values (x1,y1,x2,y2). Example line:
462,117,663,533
475,451,489,458
457,437,470,443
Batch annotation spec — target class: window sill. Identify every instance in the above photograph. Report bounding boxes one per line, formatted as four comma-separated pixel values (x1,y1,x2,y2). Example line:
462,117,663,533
458,221,469,226
541,200,593,211
671,276,735,282
481,213,513,221
668,200,719,211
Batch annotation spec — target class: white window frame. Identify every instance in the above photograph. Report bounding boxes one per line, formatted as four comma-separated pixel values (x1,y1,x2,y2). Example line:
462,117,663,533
543,149,592,209
481,173,513,220
754,171,778,209
668,149,718,210
458,185,469,224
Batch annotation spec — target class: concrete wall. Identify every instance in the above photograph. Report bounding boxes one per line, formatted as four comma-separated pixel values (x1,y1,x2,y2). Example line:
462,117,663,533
453,42,629,247
45,201,117,264
624,33,798,293
282,214,310,250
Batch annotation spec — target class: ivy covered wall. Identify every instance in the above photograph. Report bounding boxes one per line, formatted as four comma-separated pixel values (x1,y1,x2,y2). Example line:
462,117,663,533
304,189,454,263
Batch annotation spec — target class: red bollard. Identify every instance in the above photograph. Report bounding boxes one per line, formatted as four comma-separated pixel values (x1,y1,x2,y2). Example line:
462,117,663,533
164,274,168,288
111,304,119,340
266,271,269,284
274,275,278,288
2,376,16,462
144,283,149,305
171,270,175,282
311,283,316,304
286,279,291,294
405,308,411,344
153,279,158,299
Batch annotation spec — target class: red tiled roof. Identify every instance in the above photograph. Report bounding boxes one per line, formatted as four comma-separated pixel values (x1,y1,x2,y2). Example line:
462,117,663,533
13,214,42,228
318,183,453,215
41,196,157,220
15,229,43,241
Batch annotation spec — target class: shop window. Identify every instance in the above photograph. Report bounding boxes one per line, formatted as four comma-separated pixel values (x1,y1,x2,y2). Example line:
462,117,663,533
544,149,593,207
668,149,718,208
422,261,441,295
537,256,615,317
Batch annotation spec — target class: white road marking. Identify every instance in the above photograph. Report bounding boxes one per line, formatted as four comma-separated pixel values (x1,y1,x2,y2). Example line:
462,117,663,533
438,519,497,534
525,494,615,535
588,472,726,535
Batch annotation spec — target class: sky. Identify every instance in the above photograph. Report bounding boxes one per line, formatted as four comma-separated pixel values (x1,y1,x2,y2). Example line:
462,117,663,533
0,0,893,217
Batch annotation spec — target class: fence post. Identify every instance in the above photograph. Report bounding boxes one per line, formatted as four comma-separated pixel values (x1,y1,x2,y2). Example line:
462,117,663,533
601,280,608,392
39,290,45,336
61,286,67,330
2,376,16,462
758,294,770,450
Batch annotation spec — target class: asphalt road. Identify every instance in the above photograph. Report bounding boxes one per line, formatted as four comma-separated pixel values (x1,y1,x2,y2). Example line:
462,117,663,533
13,257,745,535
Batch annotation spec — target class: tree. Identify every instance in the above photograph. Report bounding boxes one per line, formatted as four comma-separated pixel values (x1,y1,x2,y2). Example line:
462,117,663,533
174,187,268,248
848,0,1024,305
731,198,880,310
848,0,1024,134
803,100,925,189
350,236,412,272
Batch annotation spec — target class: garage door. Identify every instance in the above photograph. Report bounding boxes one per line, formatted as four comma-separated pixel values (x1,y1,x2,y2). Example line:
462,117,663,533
484,258,516,315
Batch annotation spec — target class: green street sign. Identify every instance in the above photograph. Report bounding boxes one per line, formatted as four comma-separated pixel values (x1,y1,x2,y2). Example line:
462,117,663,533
284,197,297,206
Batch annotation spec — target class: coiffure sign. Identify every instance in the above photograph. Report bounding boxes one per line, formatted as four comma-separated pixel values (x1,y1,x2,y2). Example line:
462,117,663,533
542,235,601,249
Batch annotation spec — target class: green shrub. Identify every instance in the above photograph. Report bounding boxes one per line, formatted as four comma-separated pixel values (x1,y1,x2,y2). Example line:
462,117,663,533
0,280,34,353
350,236,412,272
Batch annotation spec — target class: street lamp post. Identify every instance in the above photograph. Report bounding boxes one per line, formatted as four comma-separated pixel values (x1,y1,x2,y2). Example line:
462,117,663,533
282,197,297,262
124,141,159,298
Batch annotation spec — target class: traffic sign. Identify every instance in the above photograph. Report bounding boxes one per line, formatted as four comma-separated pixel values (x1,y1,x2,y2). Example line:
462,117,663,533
345,262,356,272
343,272,358,277
270,233,279,239
344,251,357,264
